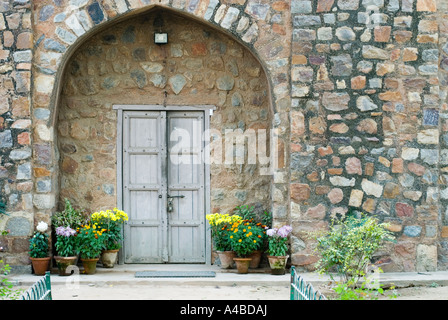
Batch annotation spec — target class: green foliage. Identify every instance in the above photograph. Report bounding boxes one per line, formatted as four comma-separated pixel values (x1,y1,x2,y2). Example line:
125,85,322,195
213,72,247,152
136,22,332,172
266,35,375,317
234,205,256,221
52,199,87,229
76,224,106,259
331,270,398,300
29,232,49,258
228,220,264,257
315,213,394,284
0,201,7,216
0,260,22,300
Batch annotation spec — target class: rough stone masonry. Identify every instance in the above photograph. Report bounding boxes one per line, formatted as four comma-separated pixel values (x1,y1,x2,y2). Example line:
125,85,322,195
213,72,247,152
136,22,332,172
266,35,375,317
0,0,447,273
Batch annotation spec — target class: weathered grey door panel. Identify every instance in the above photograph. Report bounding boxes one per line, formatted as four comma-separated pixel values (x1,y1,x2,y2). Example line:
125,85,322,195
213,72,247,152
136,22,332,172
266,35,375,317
123,111,166,263
121,109,205,263
167,112,205,263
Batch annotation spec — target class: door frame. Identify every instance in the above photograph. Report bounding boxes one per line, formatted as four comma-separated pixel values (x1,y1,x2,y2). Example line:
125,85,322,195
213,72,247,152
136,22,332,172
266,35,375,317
114,105,215,265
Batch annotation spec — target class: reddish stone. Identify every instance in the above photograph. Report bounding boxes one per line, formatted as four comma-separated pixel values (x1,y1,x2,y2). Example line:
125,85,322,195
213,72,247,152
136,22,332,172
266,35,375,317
351,75,366,89
417,0,436,11
61,156,79,174
396,202,414,217
392,158,403,173
394,30,413,43
17,132,30,145
328,168,343,175
345,157,362,175
374,26,391,42
305,203,326,219
272,1,290,11
318,146,333,156
34,167,51,177
379,91,402,101
291,254,320,266
290,183,311,202
328,188,343,204
16,32,33,49
191,42,207,56
408,162,426,176
317,0,334,12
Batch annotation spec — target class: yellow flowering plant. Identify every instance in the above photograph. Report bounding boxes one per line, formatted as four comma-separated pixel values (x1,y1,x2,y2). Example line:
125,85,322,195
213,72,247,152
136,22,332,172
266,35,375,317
228,220,265,257
75,223,107,259
206,213,242,252
91,208,129,250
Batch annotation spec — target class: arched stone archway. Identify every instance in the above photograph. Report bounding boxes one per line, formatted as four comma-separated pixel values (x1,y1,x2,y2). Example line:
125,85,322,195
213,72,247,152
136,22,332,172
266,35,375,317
30,2,291,264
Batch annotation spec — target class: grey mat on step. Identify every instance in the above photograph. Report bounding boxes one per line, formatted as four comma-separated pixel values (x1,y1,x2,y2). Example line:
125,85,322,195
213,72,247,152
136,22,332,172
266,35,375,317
135,271,216,278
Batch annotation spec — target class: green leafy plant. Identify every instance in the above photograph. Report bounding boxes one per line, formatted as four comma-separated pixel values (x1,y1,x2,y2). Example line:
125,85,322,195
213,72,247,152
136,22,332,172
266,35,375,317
29,222,50,258
228,220,263,257
206,213,242,251
0,201,7,216
234,205,256,221
76,223,106,259
0,260,22,300
266,225,292,256
52,198,87,230
315,213,394,284
90,208,128,250
55,226,77,257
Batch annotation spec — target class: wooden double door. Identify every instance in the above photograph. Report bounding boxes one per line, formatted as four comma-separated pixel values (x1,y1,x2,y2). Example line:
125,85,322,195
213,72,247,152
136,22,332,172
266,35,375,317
118,108,209,263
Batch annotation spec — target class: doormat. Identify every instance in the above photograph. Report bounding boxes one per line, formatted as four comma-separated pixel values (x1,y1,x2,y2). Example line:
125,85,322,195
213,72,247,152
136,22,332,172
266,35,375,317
135,271,216,278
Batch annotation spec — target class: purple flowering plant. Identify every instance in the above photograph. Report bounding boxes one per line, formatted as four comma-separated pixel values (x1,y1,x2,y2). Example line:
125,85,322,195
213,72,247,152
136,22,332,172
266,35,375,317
55,226,77,257
266,225,292,256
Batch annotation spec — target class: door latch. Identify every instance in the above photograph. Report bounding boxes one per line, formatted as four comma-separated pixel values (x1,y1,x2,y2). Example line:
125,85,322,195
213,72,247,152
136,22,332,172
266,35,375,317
167,195,185,212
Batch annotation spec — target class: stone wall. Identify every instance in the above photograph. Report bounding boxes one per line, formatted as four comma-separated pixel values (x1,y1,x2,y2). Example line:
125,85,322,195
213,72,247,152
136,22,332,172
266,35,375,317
288,0,444,272
1,0,448,272
58,9,273,215
0,0,33,272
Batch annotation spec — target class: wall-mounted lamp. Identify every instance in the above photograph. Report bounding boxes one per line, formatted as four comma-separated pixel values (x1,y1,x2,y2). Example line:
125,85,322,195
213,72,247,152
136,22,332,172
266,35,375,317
153,14,167,45
154,32,168,45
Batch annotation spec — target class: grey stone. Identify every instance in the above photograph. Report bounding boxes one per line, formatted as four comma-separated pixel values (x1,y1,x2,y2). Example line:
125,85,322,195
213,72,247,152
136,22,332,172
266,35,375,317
87,1,104,25
9,148,31,160
44,38,66,53
293,29,316,41
6,217,31,236
423,109,439,126
294,15,321,27
422,49,438,62
337,0,359,10
419,64,438,75
356,96,378,111
121,25,136,43
322,92,350,111
36,179,52,193
33,194,55,209
149,74,167,88
335,27,356,41
291,0,312,13
102,184,114,195
0,130,13,148
39,5,54,21
130,69,147,89
362,45,389,59
55,27,77,44
169,74,187,94
17,162,31,180
13,50,32,62
404,225,422,237
216,75,235,91
330,54,352,76
231,92,243,107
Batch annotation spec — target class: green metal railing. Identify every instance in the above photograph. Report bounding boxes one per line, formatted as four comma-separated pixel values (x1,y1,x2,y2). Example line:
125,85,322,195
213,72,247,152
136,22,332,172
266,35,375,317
290,266,326,300
20,271,52,300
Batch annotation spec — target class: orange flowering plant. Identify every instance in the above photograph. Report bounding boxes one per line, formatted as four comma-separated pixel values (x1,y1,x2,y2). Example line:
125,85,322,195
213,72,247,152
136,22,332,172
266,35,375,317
75,223,107,259
228,220,265,257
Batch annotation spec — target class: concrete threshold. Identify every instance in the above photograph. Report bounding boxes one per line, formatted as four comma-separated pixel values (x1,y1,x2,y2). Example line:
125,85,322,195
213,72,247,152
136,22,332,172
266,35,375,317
11,263,448,289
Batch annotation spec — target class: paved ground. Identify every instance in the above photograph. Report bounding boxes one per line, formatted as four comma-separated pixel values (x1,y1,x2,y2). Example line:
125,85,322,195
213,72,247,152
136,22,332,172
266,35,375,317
10,264,448,300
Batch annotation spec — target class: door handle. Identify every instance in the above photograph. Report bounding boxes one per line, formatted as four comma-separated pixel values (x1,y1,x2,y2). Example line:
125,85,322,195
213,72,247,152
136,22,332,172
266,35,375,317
167,195,185,198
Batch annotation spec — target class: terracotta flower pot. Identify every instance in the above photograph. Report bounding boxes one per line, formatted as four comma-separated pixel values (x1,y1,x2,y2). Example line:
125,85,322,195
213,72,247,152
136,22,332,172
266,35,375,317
248,250,262,269
267,255,289,275
101,249,119,268
217,251,235,269
30,257,51,276
54,256,77,276
233,257,252,274
81,258,99,274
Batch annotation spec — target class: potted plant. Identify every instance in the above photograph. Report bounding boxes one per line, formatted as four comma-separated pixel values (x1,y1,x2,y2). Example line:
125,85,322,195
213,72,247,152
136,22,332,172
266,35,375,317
228,219,262,274
54,226,78,276
266,225,292,275
206,213,242,269
76,223,106,274
91,208,128,268
51,199,87,276
29,221,51,275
